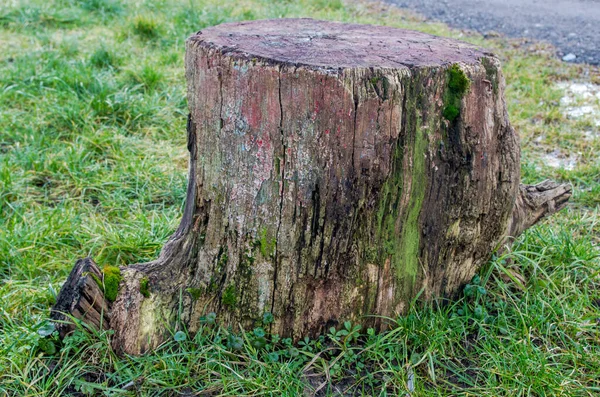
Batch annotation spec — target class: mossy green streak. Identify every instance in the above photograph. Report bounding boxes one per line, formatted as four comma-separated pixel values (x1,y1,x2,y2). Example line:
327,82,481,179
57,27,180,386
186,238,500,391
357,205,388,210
375,73,428,297
257,228,276,258
396,119,427,287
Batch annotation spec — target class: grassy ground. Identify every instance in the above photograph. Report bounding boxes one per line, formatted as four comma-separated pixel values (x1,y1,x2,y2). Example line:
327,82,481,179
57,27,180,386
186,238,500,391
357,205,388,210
0,0,599,395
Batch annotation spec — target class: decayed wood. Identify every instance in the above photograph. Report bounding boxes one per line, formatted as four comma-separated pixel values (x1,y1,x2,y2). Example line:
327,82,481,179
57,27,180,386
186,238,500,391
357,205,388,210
508,181,572,238
50,258,111,337
51,18,570,354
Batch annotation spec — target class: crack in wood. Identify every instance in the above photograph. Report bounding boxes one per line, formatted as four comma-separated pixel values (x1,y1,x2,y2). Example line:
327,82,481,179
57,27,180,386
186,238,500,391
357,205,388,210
271,66,286,319
351,73,359,169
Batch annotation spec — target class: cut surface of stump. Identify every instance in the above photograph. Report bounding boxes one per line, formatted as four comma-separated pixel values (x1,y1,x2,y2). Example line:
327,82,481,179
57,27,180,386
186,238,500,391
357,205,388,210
51,18,571,355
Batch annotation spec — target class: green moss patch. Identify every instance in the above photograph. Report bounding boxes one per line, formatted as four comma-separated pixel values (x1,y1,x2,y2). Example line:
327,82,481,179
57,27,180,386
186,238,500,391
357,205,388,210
139,276,150,298
222,284,237,308
443,64,471,121
186,287,203,300
257,228,276,258
95,266,122,302
368,75,390,100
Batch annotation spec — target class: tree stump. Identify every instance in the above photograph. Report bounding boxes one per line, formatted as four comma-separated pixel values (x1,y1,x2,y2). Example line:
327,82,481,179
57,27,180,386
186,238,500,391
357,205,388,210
51,18,571,355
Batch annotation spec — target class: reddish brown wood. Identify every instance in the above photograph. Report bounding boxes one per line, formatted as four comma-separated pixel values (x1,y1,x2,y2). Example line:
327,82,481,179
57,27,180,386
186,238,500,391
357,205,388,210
192,18,491,69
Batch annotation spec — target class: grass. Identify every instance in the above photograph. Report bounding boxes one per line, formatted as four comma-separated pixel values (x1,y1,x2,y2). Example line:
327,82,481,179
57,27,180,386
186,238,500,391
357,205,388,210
0,0,599,395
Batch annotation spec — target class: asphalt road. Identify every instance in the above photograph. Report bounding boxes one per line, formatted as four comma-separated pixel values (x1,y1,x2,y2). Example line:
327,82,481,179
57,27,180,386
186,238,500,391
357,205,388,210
385,0,600,65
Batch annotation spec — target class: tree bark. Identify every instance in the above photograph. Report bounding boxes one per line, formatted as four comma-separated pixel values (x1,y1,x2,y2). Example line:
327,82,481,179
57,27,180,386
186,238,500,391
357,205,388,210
51,18,571,355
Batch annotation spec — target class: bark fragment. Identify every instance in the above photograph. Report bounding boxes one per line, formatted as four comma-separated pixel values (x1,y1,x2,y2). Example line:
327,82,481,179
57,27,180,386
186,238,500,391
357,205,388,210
51,258,111,337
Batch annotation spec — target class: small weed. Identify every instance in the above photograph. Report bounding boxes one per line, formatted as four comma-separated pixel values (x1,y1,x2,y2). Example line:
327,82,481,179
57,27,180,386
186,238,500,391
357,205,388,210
126,64,164,91
89,46,119,69
132,14,161,40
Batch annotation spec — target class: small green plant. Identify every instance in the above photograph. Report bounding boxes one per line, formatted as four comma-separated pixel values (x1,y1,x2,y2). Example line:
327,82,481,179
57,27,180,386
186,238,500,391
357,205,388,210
262,311,274,325
132,14,160,39
451,270,493,327
35,321,58,355
127,65,164,91
173,330,186,342
250,327,267,349
89,47,118,69
205,312,217,324
139,276,150,297
328,321,361,348
226,333,243,350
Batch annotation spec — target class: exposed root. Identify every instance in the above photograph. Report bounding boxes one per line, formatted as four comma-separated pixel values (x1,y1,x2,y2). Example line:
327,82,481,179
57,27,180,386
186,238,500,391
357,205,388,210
507,180,572,238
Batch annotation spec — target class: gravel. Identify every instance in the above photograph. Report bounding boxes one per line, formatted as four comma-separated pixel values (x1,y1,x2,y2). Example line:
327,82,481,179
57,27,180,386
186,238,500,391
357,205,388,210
384,0,600,65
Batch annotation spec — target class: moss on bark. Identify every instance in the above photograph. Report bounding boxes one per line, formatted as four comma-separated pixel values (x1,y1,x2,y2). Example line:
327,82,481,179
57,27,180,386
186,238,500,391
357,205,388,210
443,64,470,121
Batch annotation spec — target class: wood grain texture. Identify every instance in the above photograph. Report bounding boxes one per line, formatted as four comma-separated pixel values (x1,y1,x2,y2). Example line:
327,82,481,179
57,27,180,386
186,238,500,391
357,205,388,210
51,258,111,337
190,18,491,68
52,19,570,355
